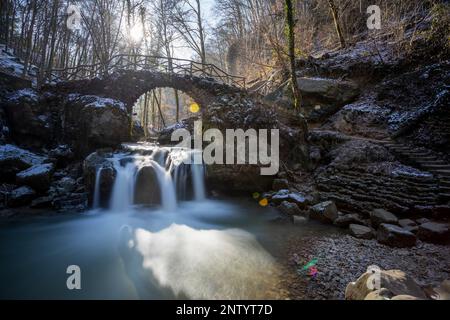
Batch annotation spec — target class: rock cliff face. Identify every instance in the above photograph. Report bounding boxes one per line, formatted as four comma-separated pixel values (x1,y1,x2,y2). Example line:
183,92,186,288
62,94,130,156
3,89,131,156
253,18,450,254
202,93,308,193
266,77,360,122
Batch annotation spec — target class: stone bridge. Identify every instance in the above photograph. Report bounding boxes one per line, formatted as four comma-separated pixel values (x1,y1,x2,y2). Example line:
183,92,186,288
44,69,245,113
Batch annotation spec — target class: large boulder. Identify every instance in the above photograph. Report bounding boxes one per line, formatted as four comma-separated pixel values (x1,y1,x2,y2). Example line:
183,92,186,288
83,150,116,206
278,201,302,218
309,201,338,223
287,192,311,209
417,222,450,244
8,186,37,207
296,77,359,103
270,190,291,205
398,219,417,228
370,209,398,227
3,89,53,147
273,77,360,122
0,144,47,181
398,219,419,233
16,163,55,192
270,190,312,208
63,95,130,156
429,280,450,300
377,223,417,248
134,165,161,205
93,167,116,208
364,288,394,300
345,268,427,300
334,213,366,228
349,224,374,239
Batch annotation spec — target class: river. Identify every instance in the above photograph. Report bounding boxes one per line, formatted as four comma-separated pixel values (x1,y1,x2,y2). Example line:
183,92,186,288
0,144,336,299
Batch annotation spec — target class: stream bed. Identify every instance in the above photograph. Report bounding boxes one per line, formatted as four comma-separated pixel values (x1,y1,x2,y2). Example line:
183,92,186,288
0,199,338,299
0,144,341,299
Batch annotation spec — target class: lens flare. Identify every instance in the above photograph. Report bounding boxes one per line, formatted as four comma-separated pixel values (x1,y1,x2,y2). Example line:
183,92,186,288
189,103,200,113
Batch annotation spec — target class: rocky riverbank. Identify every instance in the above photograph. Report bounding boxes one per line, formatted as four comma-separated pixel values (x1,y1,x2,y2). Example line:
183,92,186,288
281,233,450,300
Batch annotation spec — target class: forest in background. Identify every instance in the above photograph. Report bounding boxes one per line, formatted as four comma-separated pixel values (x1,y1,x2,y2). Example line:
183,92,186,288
1,0,447,87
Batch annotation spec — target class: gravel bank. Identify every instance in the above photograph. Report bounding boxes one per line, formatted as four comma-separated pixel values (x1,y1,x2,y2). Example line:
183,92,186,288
283,234,450,300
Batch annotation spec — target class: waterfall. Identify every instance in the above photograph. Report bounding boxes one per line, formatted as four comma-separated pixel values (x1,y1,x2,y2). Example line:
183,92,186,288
191,163,206,201
93,167,102,209
173,164,188,201
110,160,137,212
150,159,178,211
105,144,206,212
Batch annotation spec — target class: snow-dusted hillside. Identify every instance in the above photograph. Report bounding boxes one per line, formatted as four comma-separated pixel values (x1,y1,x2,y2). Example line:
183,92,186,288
0,44,38,85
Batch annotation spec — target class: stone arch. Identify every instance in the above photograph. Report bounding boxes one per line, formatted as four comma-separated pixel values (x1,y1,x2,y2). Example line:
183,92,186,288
46,70,242,115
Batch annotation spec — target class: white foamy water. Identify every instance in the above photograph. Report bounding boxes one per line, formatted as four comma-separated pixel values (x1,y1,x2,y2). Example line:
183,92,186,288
94,144,207,212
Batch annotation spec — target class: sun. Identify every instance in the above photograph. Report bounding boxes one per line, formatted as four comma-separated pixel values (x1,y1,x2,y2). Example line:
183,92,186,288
129,24,144,43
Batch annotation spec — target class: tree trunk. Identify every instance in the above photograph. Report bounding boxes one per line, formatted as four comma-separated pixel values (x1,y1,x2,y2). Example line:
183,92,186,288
327,0,346,49
45,0,60,82
22,0,37,77
284,0,310,168
284,0,302,110
195,0,206,64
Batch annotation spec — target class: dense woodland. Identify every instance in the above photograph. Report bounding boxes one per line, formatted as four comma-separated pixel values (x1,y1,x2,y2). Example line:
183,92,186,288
0,0,445,84
1,0,447,131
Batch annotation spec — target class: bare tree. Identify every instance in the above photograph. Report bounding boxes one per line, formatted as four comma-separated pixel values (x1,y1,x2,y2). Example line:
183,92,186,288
153,0,181,122
284,0,301,110
22,0,38,77
171,0,207,63
327,0,346,48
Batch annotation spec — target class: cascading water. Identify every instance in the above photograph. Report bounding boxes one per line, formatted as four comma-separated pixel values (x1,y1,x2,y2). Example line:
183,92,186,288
110,159,138,212
92,167,102,209
148,158,177,211
191,163,206,201
98,144,206,212
2,145,296,300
